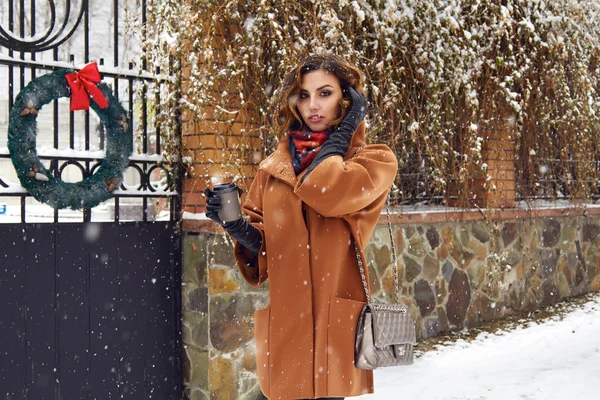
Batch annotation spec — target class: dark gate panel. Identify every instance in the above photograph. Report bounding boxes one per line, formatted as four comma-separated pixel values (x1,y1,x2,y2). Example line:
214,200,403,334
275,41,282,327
0,222,182,399
56,225,89,399
1,225,27,399
0,1,182,398
25,225,57,400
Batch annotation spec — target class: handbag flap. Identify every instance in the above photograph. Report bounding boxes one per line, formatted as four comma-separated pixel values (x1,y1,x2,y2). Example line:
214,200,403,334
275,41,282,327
370,303,417,347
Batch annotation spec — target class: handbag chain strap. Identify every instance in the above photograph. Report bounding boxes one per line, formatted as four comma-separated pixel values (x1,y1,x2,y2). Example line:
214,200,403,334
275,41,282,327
354,242,371,304
386,192,400,304
354,191,399,304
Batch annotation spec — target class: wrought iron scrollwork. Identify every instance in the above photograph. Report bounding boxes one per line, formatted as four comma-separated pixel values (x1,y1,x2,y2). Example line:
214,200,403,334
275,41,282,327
50,157,176,195
0,156,175,197
0,0,181,222
0,0,88,53
57,159,87,179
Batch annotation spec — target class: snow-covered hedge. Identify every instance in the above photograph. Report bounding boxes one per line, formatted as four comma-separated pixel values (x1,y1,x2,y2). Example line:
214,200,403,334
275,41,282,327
138,0,600,205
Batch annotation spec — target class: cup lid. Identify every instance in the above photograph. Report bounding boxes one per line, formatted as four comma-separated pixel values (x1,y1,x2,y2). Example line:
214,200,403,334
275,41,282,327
212,182,238,193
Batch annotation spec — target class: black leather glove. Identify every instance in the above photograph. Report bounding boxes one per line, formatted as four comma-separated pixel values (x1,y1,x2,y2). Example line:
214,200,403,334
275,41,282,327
204,186,242,225
221,218,263,256
204,187,263,255
301,86,366,182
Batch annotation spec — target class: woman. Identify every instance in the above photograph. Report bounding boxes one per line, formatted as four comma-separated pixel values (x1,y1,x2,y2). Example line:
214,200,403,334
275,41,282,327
205,54,398,400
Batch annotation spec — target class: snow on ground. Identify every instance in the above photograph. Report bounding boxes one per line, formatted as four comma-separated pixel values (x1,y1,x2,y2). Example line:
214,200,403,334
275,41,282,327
358,292,600,400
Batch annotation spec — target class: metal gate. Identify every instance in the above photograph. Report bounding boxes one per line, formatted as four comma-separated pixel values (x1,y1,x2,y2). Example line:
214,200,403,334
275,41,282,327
0,1,182,398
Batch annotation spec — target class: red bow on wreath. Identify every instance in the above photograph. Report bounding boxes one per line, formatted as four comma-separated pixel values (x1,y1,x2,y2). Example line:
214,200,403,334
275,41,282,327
65,62,109,111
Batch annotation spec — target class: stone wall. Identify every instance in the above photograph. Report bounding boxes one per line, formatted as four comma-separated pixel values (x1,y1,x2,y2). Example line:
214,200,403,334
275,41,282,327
181,212,600,399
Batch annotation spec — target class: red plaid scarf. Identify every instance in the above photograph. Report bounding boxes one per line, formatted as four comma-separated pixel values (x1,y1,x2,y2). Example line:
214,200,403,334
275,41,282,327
288,130,330,174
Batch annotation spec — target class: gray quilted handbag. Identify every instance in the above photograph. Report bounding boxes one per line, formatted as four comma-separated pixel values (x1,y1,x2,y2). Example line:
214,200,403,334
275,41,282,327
353,194,417,370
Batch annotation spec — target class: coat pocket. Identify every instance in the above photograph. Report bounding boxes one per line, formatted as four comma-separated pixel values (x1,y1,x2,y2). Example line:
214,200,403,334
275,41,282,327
326,297,372,396
254,306,271,398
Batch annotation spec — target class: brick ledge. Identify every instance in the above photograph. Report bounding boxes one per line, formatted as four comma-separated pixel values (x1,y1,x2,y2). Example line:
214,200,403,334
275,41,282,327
380,205,600,225
182,206,600,233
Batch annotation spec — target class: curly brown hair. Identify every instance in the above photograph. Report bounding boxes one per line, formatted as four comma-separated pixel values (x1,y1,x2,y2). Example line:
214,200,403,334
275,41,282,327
274,54,364,138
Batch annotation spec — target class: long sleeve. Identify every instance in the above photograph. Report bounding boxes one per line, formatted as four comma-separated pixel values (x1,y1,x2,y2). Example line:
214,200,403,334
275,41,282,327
233,170,269,286
293,144,398,218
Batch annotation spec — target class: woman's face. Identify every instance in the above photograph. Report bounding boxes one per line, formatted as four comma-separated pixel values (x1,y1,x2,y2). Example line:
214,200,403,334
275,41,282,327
295,69,343,132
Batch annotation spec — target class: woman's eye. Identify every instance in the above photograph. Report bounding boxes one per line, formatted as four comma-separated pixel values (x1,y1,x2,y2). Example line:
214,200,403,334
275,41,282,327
299,93,308,99
320,91,331,96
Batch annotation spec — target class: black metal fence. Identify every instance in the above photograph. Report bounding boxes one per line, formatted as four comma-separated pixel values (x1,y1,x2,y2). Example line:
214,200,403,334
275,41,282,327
516,156,600,203
0,1,182,398
0,0,181,223
395,150,443,206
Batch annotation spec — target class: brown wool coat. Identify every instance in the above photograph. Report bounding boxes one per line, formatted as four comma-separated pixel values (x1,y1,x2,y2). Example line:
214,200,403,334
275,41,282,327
234,122,398,400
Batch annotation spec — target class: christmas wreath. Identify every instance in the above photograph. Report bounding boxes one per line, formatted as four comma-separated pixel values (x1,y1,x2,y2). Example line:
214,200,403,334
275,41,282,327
7,63,132,209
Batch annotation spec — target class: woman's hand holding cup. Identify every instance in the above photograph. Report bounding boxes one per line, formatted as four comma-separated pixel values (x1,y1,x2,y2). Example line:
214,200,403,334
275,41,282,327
204,183,243,225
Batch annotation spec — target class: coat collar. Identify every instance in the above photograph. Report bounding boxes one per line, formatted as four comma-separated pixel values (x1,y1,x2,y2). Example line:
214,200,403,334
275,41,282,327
259,121,367,187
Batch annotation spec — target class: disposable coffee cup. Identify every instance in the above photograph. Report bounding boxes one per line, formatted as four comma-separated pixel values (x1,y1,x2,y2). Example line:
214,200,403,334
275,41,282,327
213,183,243,223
